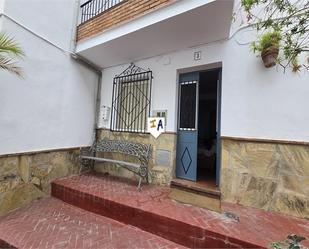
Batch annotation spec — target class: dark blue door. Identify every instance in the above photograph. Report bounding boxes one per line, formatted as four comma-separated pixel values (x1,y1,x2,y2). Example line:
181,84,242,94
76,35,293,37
176,72,199,181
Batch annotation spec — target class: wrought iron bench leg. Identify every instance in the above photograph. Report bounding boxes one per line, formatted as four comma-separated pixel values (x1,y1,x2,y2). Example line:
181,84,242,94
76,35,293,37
137,176,142,190
79,163,83,174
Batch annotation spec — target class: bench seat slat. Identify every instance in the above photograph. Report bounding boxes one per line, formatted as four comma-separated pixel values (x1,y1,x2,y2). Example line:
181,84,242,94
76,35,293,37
81,156,141,169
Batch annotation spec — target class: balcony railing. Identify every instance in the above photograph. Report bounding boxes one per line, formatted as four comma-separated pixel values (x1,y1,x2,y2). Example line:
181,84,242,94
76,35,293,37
80,0,124,24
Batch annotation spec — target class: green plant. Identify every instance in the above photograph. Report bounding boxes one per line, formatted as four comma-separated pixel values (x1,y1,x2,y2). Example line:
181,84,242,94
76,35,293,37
0,32,25,77
251,31,281,53
240,0,309,71
271,234,307,249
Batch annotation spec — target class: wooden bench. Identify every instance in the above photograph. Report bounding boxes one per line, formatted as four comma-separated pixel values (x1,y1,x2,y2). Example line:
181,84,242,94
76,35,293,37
80,139,151,189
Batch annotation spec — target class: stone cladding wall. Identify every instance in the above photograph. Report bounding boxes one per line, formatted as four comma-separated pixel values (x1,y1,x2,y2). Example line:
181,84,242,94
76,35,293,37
0,149,80,216
221,138,309,219
2,134,307,219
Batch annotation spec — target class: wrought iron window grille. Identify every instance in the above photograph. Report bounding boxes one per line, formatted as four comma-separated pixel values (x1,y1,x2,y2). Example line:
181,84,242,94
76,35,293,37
80,0,125,24
111,63,153,134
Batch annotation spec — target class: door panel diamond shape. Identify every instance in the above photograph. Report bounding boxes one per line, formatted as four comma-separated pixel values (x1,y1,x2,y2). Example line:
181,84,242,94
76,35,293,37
181,147,192,174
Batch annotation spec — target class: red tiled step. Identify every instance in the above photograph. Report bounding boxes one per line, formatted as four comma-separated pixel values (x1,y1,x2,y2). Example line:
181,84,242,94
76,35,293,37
0,239,16,249
52,174,309,248
0,197,185,249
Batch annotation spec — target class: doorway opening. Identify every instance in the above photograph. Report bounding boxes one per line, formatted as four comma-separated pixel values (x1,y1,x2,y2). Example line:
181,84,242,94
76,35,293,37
197,69,220,189
175,67,221,193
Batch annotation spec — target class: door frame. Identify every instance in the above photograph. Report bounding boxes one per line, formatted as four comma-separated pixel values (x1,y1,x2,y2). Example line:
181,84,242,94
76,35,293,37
175,65,222,186
216,68,222,186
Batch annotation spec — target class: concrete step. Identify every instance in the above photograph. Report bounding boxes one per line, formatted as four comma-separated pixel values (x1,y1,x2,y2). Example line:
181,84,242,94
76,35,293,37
170,179,221,213
49,173,309,248
169,188,221,213
170,179,221,198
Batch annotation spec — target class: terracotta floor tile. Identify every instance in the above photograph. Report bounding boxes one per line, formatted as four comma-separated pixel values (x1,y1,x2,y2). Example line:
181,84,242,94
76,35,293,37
51,173,309,248
0,198,185,249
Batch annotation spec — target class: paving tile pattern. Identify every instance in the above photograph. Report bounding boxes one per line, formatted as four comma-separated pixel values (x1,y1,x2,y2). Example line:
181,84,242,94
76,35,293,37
0,197,185,249
52,174,309,249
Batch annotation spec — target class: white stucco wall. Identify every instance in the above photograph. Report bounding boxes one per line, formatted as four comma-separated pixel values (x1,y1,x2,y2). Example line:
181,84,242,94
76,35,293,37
0,0,4,28
0,0,98,155
0,0,4,14
3,0,80,51
100,30,309,142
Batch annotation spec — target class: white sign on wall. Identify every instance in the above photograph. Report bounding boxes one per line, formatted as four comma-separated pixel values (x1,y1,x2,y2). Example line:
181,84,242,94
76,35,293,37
147,117,165,139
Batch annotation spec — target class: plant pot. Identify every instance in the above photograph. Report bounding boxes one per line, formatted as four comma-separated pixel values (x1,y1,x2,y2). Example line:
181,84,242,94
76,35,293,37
261,46,279,68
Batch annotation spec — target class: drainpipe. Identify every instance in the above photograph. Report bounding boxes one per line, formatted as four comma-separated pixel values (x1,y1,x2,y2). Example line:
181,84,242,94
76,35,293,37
70,0,81,52
70,54,102,144
71,0,103,143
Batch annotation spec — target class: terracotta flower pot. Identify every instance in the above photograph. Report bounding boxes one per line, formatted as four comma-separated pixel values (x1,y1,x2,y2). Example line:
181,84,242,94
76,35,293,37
261,46,279,68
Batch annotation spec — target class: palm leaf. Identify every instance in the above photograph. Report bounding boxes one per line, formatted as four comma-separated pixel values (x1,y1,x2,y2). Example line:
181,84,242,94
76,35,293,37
0,55,23,77
0,32,25,58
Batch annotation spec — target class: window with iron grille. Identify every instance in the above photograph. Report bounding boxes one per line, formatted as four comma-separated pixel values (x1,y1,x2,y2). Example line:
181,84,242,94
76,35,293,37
111,63,153,133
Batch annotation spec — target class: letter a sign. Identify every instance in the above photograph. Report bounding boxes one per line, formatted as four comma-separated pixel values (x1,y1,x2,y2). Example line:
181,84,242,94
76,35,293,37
147,117,165,138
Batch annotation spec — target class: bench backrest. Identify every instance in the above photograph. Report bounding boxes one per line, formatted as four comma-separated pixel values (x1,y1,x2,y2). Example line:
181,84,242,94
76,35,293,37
93,139,151,165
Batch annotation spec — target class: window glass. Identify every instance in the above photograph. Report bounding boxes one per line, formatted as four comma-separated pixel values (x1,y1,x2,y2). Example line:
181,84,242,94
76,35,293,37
179,83,196,129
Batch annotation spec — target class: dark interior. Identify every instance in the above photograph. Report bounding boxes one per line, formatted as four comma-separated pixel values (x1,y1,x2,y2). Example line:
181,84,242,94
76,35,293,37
197,70,219,186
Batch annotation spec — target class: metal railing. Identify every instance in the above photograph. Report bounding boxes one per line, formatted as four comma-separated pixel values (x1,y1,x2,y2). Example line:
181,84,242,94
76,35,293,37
80,0,124,24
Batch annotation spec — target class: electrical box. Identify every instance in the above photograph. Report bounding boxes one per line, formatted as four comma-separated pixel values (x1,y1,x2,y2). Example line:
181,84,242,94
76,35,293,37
152,110,167,126
101,105,110,121
97,105,111,128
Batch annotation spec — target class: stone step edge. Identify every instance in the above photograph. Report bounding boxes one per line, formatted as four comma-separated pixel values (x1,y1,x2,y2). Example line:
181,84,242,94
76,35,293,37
170,180,221,198
51,181,264,249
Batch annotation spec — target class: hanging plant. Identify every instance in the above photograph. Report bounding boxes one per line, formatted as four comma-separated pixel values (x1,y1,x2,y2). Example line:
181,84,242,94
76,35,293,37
240,0,309,72
251,31,281,68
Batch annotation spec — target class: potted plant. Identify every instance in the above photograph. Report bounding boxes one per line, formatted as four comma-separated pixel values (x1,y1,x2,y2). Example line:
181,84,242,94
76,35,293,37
271,234,307,249
252,31,281,68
